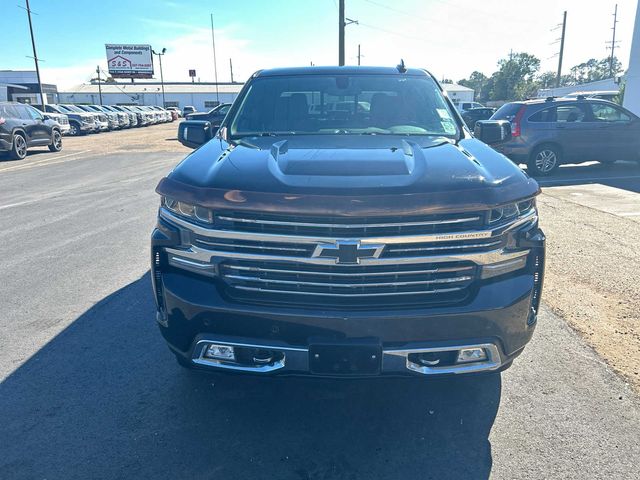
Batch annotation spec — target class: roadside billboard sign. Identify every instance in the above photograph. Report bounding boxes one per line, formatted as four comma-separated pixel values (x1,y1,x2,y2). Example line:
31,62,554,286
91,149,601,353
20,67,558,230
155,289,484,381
106,44,154,79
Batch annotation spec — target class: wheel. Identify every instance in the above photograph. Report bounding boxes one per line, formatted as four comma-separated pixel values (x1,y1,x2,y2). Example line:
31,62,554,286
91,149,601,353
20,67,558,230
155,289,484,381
68,122,82,136
527,144,561,176
48,129,63,152
9,133,27,160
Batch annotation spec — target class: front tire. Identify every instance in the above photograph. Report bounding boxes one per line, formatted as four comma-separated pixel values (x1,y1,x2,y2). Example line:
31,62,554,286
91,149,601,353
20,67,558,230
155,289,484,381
68,122,82,136
527,144,561,176
9,133,27,160
48,129,63,152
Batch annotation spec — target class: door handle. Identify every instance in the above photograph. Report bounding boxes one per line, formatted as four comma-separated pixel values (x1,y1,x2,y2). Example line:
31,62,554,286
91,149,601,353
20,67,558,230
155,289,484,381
556,124,566,129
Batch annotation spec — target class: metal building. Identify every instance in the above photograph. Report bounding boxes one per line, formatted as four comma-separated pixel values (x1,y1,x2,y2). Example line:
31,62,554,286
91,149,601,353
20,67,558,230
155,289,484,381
58,82,244,110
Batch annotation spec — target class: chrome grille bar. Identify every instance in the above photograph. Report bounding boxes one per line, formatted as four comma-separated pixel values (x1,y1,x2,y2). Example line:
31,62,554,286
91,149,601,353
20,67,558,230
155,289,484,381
388,240,502,253
233,285,465,297
216,214,482,229
223,264,474,276
194,239,310,253
223,274,473,288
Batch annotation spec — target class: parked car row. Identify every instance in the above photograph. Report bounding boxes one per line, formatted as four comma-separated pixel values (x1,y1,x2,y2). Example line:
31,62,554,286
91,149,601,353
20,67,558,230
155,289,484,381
0,102,63,159
478,96,640,176
36,104,175,136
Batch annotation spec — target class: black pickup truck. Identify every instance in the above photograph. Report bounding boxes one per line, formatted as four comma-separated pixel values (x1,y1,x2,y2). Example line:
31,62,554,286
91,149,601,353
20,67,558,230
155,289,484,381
152,66,545,378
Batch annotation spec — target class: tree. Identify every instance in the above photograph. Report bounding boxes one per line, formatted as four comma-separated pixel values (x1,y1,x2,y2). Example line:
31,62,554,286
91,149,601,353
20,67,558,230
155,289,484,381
562,56,623,85
489,52,541,101
537,71,557,89
458,71,489,102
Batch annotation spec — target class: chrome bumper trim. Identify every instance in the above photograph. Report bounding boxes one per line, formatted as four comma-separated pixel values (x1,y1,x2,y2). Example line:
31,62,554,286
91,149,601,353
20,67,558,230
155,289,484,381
189,337,502,376
384,343,501,375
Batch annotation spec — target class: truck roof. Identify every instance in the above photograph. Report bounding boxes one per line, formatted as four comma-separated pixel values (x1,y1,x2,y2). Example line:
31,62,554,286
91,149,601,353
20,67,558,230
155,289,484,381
253,66,431,77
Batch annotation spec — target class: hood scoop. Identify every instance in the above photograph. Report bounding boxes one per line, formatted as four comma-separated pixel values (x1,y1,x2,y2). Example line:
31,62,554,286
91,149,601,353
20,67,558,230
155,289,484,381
270,139,415,176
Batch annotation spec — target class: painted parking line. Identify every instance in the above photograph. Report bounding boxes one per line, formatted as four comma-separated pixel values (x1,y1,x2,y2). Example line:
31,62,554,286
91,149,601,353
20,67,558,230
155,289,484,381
0,150,93,173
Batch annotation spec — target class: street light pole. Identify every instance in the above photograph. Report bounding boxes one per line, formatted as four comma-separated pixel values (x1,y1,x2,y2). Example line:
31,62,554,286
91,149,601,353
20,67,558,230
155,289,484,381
96,66,103,106
210,13,220,103
152,48,167,107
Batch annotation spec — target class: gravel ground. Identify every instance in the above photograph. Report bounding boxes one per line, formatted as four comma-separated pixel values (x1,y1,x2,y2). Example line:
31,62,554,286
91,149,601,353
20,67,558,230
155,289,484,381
538,185,640,392
62,121,190,154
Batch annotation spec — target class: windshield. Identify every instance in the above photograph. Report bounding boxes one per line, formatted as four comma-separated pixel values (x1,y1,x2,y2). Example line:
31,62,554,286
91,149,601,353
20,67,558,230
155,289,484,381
64,105,87,113
491,103,523,121
229,74,459,138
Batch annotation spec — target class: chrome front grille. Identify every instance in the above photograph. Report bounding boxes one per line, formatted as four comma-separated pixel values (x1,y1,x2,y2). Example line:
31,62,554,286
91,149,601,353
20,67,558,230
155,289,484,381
161,207,536,307
214,211,485,237
220,260,476,306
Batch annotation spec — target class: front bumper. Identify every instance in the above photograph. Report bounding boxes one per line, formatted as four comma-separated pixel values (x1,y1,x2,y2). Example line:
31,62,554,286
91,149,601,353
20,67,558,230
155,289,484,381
156,265,538,377
152,219,545,378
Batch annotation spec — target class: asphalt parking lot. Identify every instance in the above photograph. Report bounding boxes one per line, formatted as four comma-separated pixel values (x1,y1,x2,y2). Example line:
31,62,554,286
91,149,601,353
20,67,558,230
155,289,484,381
1,124,639,479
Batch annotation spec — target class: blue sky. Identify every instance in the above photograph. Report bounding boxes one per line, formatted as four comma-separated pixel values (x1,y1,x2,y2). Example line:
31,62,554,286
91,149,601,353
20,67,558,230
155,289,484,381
2,0,637,88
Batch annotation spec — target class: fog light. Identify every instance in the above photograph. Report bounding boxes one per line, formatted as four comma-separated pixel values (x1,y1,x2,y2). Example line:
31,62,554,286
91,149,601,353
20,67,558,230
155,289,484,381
203,344,235,361
456,347,487,364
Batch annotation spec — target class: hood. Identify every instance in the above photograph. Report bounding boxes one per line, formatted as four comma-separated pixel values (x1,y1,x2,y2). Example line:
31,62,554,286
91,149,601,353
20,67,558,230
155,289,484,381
158,135,539,215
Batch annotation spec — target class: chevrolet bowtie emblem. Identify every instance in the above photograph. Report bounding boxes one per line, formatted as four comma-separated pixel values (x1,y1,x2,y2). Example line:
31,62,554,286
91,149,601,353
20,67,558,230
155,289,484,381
312,240,385,264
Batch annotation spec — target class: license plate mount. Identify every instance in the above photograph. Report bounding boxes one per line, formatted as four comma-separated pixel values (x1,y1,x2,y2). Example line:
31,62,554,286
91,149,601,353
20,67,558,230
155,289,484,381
309,339,382,376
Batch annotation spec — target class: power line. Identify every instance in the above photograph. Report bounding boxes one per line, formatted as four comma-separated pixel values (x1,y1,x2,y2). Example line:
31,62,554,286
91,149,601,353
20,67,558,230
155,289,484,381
364,0,529,25
357,21,429,42
362,0,442,26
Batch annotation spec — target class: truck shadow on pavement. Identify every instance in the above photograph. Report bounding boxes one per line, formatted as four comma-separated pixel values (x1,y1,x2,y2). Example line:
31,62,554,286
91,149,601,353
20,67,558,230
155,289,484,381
0,273,501,480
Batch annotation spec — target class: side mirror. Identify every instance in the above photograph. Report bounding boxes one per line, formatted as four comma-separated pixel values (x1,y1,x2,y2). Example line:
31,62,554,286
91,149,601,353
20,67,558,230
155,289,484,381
178,120,214,149
474,120,512,144
42,114,51,120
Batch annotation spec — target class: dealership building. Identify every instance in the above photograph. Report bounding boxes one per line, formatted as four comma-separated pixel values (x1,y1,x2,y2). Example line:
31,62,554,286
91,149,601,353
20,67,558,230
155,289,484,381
58,82,244,110
0,70,59,104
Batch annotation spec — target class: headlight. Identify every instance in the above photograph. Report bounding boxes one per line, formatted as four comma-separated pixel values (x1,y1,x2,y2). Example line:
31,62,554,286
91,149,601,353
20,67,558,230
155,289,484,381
162,196,213,224
489,198,536,224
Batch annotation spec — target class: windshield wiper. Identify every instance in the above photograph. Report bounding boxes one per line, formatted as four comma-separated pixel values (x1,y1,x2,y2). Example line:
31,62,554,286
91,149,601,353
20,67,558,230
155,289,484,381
254,131,297,137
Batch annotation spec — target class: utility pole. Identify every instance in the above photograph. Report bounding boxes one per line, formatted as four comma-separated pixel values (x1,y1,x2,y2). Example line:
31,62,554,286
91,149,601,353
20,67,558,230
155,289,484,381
608,4,619,78
210,13,220,102
229,58,234,83
96,66,103,105
339,0,345,66
152,48,167,106
357,44,361,65
556,11,567,88
24,0,45,106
